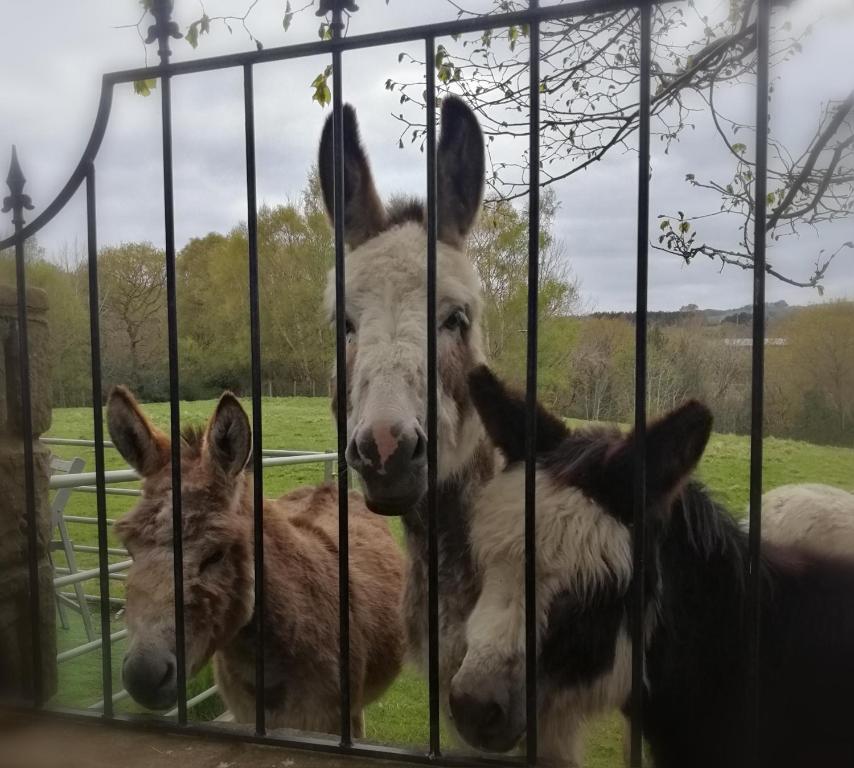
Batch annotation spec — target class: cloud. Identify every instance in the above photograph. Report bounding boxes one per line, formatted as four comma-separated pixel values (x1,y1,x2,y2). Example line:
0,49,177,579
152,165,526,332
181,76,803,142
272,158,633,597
1,0,851,311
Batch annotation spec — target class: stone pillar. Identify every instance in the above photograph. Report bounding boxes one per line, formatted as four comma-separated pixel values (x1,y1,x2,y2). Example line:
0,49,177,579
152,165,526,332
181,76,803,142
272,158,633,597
0,283,56,702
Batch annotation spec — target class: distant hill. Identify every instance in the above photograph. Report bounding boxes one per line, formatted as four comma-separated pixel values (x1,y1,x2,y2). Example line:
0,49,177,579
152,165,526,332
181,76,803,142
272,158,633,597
588,300,796,327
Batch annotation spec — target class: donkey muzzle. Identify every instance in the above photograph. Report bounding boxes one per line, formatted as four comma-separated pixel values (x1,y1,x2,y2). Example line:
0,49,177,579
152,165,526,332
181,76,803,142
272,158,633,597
122,648,178,711
347,420,427,515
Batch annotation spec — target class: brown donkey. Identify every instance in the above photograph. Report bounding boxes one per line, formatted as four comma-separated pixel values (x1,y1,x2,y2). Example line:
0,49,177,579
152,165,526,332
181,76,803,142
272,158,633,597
108,387,405,735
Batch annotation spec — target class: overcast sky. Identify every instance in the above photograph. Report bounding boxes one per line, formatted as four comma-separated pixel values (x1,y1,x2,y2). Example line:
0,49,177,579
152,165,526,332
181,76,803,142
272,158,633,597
1,0,852,311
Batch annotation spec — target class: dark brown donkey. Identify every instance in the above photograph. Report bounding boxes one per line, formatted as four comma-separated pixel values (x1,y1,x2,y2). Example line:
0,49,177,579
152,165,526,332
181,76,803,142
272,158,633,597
109,388,404,735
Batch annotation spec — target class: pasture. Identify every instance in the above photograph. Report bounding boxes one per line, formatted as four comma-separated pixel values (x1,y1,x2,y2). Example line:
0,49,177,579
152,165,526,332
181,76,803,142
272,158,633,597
46,396,854,765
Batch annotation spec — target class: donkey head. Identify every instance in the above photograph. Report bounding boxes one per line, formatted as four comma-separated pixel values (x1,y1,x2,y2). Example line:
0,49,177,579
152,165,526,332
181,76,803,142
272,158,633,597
109,388,255,711
319,96,486,516
449,367,712,752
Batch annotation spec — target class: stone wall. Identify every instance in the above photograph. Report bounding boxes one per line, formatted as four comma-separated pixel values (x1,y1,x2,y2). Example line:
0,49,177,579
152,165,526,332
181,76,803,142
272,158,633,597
0,283,56,702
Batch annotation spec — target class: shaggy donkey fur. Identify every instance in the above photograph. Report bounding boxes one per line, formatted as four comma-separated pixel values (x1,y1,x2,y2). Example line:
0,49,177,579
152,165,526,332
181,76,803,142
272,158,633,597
317,98,600,764
109,388,404,735
318,98,492,728
754,483,854,557
451,366,854,768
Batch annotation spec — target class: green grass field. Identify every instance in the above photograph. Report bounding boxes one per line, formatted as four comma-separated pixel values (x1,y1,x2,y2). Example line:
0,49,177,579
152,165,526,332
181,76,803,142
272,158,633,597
45,397,854,763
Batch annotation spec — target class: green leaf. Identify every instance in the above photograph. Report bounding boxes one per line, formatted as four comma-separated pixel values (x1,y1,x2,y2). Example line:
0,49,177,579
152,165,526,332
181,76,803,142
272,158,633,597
767,192,776,206
186,21,199,49
311,65,333,107
133,78,157,97
660,219,671,231
313,83,331,107
200,14,210,34
283,1,293,31
679,221,690,234
732,142,747,155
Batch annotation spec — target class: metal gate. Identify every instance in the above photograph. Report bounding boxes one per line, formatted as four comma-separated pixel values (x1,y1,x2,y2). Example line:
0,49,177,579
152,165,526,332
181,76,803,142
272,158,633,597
1,0,773,765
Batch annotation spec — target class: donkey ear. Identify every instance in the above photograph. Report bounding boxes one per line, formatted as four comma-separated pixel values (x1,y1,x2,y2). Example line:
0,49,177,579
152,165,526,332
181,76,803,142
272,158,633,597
206,392,251,478
609,400,713,506
468,365,569,463
437,96,485,247
107,386,170,477
319,104,387,249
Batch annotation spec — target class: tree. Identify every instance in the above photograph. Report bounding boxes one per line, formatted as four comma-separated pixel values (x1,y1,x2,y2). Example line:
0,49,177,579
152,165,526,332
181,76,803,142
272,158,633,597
391,1,852,291
123,0,852,292
566,317,634,422
176,169,334,398
466,188,582,401
769,301,854,445
95,243,167,395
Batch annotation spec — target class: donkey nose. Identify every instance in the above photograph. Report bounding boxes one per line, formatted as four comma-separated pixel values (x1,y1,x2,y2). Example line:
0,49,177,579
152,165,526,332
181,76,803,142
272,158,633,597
449,689,507,742
347,421,427,476
122,650,177,711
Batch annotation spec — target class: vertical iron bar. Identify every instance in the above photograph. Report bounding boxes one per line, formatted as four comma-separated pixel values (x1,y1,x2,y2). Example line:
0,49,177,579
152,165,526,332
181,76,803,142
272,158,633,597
85,163,113,718
630,5,652,767
6,147,43,706
524,2,541,764
424,35,441,760
160,70,188,725
748,0,771,760
331,5,352,746
243,63,266,737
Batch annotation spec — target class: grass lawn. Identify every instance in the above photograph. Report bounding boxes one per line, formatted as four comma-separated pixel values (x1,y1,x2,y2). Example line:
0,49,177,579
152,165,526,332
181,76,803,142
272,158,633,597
45,397,854,763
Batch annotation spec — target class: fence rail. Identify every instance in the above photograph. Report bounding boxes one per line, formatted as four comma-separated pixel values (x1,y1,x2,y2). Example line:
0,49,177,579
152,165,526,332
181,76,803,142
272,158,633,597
5,0,774,765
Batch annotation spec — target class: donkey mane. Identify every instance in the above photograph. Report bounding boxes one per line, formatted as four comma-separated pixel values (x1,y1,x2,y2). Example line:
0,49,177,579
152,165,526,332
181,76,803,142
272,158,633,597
672,481,751,565
180,423,206,456
385,195,425,229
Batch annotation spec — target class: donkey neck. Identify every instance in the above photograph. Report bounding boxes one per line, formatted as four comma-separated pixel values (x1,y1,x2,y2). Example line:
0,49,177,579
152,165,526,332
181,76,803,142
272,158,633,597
401,438,494,553
641,488,761,765
642,483,854,767
399,439,494,682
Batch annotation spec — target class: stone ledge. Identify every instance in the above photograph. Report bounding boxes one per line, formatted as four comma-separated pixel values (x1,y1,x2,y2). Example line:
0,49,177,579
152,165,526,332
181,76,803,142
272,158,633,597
0,710,411,768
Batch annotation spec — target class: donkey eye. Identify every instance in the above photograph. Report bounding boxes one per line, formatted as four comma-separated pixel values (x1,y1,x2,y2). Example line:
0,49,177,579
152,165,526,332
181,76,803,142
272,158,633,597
200,550,224,572
344,317,356,341
442,309,469,332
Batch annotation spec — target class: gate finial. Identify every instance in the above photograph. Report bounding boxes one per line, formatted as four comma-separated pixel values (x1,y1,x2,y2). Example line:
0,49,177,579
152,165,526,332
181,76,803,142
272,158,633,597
144,0,183,66
316,1,360,17
3,146,35,227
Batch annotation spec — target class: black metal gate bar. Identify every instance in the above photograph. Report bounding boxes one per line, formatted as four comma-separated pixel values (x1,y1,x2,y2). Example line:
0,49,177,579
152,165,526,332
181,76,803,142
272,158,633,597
156,25,189,724
242,62,267,737
93,0,660,90
524,1,541,764
0,86,113,254
330,2,352,746
424,34,442,759
0,0,661,255
630,5,652,766
5,147,43,706
85,162,114,718
748,0,771,759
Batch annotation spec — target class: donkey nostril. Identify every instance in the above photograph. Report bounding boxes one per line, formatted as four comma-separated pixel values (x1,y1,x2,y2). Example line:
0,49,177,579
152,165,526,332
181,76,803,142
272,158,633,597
481,700,504,730
159,657,175,689
411,428,427,463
